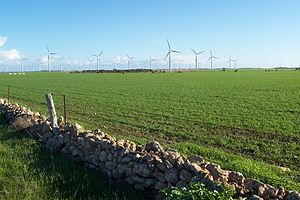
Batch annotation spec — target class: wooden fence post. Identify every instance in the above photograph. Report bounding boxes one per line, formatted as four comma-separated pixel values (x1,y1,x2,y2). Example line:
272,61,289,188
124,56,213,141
45,93,60,134
7,85,10,104
63,95,67,124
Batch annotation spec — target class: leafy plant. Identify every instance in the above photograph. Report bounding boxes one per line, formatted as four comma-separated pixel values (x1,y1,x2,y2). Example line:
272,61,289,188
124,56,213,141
162,182,234,200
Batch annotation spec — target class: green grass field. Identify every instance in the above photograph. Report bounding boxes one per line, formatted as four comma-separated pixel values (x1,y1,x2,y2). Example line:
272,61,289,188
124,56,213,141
0,70,299,191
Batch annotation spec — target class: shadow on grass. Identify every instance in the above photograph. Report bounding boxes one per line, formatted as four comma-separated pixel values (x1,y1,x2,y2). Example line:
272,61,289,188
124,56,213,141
28,145,146,200
0,114,147,200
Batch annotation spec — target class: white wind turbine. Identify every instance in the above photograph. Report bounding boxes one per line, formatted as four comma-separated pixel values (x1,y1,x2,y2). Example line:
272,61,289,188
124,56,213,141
126,54,134,69
191,48,205,70
37,60,42,72
88,59,94,71
232,58,238,69
149,56,157,70
227,56,235,69
59,57,64,72
45,45,57,72
92,51,103,70
164,40,181,72
19,56,28,73
208,50,218,70
5,60,9,73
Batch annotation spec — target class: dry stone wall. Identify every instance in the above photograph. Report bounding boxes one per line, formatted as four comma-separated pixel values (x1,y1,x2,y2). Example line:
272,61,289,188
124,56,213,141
0,99,299,200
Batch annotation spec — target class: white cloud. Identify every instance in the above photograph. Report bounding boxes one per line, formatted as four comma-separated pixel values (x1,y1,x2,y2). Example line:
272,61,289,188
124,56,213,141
0,36,7,47
171,55,194,64
0,49,21,60
41,56,48,63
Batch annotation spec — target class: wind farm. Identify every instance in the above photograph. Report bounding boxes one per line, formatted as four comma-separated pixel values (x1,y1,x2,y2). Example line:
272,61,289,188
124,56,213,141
0,1,299,200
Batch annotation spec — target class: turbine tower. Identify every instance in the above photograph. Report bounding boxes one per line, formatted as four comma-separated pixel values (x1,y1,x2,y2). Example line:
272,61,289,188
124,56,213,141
232,58,238,69
88,59,94,71
92,51,103,70
227,56,234,69
59,57,64,72
5,60,9,73
164,40,181,72
20,56,28,73
45,45,57,72
208,50,218,70
191,48,205,70
126,54,134,69
37,60,42,72
149,56,157,70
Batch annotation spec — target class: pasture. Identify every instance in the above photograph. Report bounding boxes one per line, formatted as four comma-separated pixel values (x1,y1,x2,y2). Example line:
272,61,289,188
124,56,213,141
0,70,299,190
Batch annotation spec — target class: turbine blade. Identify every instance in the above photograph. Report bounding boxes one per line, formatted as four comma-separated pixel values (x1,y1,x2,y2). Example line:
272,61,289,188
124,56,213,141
210,50,212,57
167,39,171,49
191,48,196,54
50,52,57,55
208,57,212,61
197,51,205,55
213,56,218,59
164,51,170,60
92,54,97,57
172,50,181,53
99,51,103,56
45,44,50,52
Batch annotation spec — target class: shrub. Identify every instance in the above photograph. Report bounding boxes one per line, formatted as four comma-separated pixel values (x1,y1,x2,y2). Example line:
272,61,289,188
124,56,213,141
162,182,233,200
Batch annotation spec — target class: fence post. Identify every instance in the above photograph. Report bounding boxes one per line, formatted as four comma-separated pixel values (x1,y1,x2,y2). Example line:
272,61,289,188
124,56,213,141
7,85,10,104
63,95,67,124
45,93,60,134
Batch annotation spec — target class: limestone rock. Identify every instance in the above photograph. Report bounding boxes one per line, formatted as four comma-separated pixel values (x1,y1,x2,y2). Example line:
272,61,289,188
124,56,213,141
10,116,34,131
245,179,266,196
154,170,166,183
155,181,167,190
179,169,193,182
57,134,64,144
285,191,300,200
165,168,179,184
187,155,204,165
145,141,164,153
246,194,264,200
105,161,117,170
176,180,189,189
132,163,153,178
144,178,157,188
98,151,107,162
228,171,245,186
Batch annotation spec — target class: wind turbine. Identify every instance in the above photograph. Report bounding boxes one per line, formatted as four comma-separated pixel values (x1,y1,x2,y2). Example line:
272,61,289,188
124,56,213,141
59,57,64,72
191,48,205,70
208,50,218,70
232,58,238,69
88,59,94,71
92,51,103,70
37,60,42,72
5,60,9,73
227,56,235,69
126,54,134,69
19,56,28,73
164,40,181,72
149,56,157,70
45,45,57,72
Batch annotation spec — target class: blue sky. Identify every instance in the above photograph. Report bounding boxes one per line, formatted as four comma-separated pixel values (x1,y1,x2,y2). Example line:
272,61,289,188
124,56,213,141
0,0,300,71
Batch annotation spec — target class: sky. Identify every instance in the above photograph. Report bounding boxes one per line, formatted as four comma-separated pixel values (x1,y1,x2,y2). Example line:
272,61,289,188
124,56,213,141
0,0,300,71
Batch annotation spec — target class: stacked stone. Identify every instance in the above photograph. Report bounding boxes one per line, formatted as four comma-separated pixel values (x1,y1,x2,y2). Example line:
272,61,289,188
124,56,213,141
0,99,299,200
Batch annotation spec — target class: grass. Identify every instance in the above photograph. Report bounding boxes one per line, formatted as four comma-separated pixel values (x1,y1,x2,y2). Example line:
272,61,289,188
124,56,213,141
0,114,144,200
0,69,299,191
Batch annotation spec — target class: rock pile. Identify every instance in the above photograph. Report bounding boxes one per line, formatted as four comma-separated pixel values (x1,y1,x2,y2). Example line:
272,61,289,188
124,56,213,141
0,100,299,200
